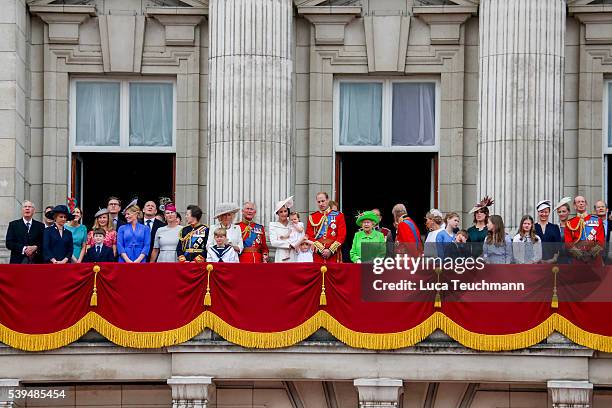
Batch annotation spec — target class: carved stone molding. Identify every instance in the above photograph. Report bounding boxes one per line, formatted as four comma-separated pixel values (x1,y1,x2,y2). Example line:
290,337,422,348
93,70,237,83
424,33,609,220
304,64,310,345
147,9,206,46
354,378,403,408
30,5,96,44
572,10,612,45
413,6,474,45
167,376,215,408
548,380,593,408
98,15,145,73
299,6,361,45
364,16,410,72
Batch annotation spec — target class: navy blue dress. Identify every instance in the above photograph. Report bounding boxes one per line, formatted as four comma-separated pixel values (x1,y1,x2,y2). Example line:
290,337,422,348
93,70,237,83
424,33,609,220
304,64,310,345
43,225,74,263
534,222,562,261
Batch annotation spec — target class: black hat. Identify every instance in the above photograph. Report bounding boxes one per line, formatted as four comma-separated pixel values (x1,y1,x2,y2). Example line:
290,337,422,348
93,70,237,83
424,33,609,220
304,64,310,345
45,205,75,221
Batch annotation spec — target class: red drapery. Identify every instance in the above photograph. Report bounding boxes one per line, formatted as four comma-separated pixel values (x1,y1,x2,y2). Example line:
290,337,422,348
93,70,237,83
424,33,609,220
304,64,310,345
1,263,611,351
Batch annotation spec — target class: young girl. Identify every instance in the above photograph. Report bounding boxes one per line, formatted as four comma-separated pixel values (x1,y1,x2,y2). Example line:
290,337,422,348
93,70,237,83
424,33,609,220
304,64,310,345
287,212,305,248
512,214,542,264
436,212,460,259
482,215,513,264
206,228,239,263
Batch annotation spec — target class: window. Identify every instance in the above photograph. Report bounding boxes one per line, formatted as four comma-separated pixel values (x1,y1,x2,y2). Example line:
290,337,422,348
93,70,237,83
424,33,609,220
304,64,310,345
334,79,439,152
70,78,176,152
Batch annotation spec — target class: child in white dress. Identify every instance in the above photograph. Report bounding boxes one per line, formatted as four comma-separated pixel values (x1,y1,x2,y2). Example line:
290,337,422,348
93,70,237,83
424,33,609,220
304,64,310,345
287,212,305,249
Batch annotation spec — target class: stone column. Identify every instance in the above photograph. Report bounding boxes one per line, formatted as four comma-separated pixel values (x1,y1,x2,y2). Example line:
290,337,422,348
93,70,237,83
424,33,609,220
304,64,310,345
167,376,214,408
354,378,403,408
207,0,293,224
0,379,22,408
548,380,592,408
478,0,565,230
0,0,28,263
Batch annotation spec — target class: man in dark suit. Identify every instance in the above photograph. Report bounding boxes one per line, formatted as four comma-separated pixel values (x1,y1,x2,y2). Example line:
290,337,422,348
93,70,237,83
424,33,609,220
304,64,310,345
5,200,45,264
140,200,166,262
83,229,116,263
107,196,126,230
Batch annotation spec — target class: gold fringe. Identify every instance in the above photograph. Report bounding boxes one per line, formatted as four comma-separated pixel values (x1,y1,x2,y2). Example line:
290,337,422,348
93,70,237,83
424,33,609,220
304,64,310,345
4,310,612,352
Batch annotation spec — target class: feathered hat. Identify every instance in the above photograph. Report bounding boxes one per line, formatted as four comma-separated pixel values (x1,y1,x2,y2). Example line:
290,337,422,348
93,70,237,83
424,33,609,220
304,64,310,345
469,196,494,214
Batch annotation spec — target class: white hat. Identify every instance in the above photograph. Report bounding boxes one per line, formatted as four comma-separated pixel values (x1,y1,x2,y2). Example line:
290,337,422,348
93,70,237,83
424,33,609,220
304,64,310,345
274,196,294,214
427,208,443,218
94,208,109,218
536,200,552,212
122,198,138,215
214,202,240,218
554,197,572,211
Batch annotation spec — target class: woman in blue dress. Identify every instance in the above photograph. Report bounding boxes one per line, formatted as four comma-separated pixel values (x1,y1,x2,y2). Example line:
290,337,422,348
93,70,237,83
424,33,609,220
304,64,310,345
534,200,562,263
43,205,74,264
117,204,150,263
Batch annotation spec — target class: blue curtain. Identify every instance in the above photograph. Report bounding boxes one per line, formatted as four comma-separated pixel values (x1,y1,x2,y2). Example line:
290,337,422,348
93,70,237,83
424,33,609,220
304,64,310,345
75,82,120,146
129,83,173,147
392,83,436,146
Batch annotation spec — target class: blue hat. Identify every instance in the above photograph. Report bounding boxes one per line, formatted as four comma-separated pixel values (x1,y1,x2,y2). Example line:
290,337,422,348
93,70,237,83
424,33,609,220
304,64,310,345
45,205,75,221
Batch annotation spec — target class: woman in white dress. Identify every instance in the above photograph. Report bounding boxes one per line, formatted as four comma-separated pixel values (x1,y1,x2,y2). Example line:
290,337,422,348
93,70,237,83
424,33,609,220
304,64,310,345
269,196,296,262
151,204,183,263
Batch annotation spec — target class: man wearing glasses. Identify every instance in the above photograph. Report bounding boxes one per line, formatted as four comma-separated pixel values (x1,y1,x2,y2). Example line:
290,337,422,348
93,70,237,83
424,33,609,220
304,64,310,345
107,197,126,229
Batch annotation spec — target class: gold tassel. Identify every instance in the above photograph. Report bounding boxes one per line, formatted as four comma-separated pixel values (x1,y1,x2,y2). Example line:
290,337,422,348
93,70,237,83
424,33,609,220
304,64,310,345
90,265,100,307
551,266,559,309
204,264,213,307
434,293,442,309
434,268,442,309
320,265,327,306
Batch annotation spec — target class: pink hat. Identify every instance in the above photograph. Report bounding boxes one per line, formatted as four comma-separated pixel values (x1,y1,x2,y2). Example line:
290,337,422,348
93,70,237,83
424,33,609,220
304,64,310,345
165,204,177,213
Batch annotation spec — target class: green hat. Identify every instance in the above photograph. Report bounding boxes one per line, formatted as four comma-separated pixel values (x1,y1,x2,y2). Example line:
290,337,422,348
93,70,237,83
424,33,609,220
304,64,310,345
356,210,380,227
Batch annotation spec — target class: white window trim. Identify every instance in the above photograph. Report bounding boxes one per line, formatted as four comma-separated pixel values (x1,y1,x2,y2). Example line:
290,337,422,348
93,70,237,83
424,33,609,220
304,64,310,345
69,77,177,153
333,77,441,152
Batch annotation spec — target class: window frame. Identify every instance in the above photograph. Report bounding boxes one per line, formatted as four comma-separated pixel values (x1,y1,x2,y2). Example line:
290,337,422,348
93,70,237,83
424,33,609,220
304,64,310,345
603,80,612,155
69,77,177,153
333,77,441,152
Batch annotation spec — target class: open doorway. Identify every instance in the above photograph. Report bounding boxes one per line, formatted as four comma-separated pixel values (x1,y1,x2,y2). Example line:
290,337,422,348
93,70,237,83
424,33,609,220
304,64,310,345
72,153,175,227
337,152,437,261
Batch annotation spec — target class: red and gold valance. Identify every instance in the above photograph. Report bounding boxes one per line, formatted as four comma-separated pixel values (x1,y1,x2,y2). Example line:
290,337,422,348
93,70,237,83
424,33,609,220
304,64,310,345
1,263,612,352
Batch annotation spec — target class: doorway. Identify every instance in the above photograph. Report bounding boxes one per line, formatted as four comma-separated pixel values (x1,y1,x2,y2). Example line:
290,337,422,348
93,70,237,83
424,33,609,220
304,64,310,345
72,153,175,227
337,152,437,260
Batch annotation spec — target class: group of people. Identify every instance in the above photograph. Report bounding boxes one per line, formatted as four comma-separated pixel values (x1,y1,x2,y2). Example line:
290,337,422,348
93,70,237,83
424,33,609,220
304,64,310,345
5,192,610,265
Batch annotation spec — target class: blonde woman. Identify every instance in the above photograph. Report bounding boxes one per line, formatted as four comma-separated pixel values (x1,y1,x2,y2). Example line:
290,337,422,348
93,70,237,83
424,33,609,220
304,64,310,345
117,204,150,263
87,208,117,257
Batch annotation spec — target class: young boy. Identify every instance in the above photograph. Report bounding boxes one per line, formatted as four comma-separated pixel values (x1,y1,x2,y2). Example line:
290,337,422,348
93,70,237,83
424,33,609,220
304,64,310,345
206,228,239,263
83,228,116,262
295,239,314,262
446,229,472,259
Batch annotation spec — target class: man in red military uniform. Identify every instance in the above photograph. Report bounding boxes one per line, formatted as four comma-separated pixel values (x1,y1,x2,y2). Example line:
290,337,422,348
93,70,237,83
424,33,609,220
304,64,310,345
237,201,269,263
564,196,605,262
306,192,346,263
392,203,422,256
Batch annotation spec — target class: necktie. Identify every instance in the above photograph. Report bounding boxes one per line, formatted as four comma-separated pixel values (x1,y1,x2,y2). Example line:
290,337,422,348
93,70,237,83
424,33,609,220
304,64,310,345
146,220,152,228
96,246,101,255
26,222,30,233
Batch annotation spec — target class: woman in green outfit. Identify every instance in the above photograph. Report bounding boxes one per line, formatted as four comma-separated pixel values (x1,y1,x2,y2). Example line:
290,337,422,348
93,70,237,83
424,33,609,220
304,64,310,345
350,211,387,263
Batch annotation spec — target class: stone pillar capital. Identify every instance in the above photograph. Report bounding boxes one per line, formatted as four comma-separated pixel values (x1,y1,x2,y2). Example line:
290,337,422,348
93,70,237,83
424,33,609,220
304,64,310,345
167,376,214,408
354,378,403,408
0,379,22,408
548,380,593,408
